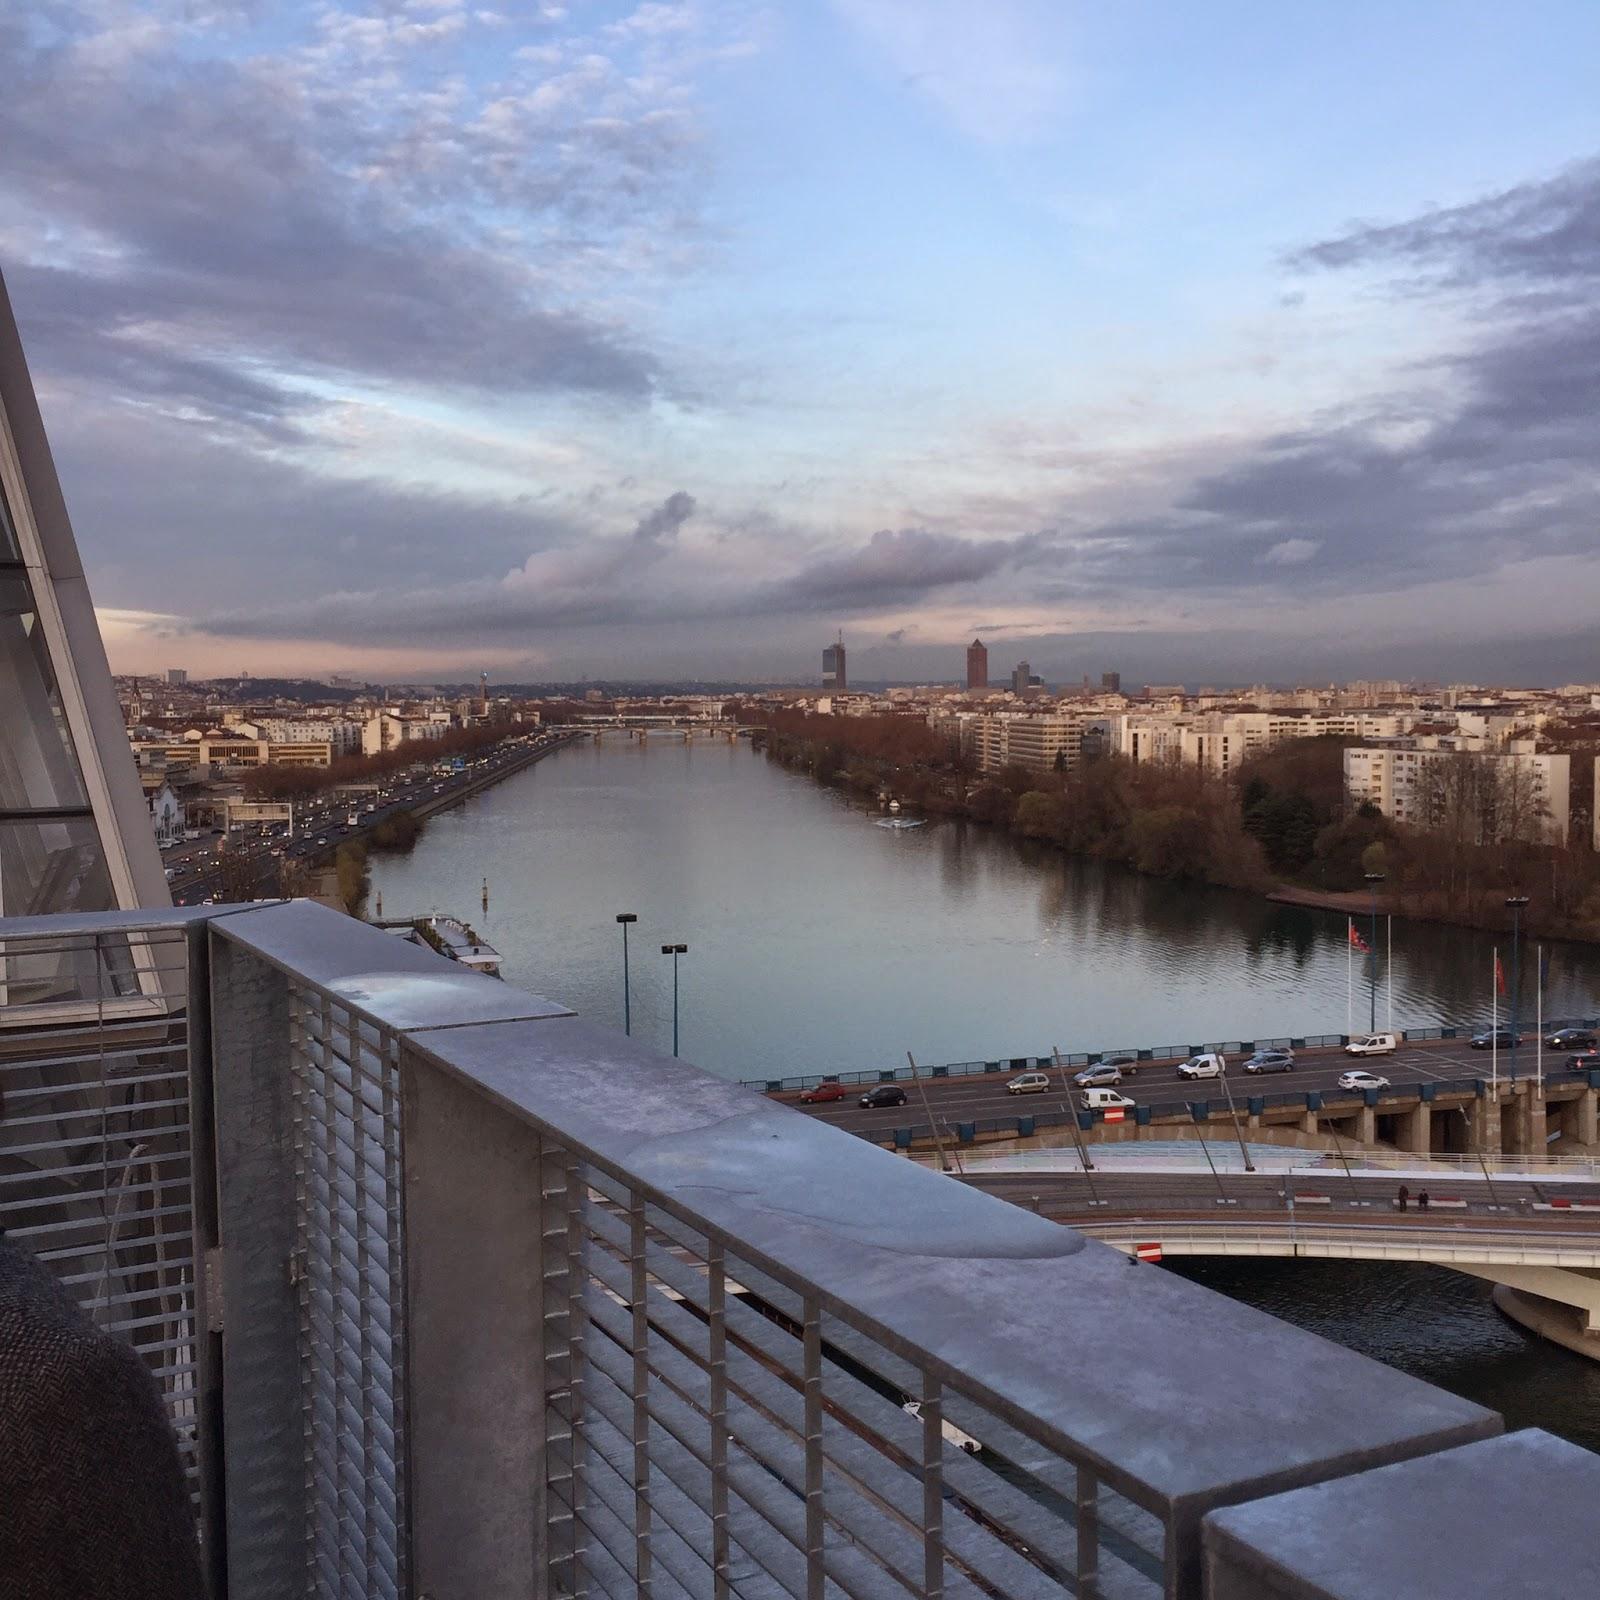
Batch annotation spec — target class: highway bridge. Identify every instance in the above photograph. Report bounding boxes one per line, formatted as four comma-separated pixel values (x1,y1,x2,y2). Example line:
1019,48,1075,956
775,1033,1600,1160
954,1152,1600,1361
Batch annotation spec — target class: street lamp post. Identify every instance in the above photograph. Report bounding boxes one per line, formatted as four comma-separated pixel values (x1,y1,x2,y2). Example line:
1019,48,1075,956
1506,895,1530,1077
616,913,637,1034
1364,873,1385,1033
661,943,688,1056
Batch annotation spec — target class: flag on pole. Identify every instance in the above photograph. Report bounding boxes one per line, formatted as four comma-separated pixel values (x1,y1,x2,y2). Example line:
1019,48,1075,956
1348,918,1370,955
1495,951,1507,996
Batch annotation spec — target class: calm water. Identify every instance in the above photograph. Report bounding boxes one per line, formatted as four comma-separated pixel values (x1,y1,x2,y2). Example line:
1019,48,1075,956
369,736,1600,1448
370,736,1599,1082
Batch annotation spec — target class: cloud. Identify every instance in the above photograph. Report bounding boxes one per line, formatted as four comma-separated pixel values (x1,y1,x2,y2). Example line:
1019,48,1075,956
830,0,1070,145
1293,157,1600,293
1261,537,1319,566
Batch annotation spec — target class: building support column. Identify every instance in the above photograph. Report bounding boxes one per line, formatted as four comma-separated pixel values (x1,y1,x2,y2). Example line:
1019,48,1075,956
1578,1088,1599,1149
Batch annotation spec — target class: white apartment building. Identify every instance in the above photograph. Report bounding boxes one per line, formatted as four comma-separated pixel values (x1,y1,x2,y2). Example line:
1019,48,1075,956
234,716,364,757
362,711,453,757
1112,711,1408,774
1344,742,1570,844
954,712,1084,776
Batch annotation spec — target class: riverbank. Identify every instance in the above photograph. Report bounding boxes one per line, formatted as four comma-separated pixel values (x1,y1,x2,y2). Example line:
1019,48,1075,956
747,715,1600,946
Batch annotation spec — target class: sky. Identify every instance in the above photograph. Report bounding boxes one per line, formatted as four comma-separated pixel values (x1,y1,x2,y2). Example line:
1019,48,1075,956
5,0,1599,686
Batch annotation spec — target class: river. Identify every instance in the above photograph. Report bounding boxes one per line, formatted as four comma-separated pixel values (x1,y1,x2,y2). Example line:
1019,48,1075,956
368,734,1600,1448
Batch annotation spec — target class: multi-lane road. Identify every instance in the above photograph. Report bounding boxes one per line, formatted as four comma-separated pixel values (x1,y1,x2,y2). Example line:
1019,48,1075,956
779,1038,1587,1136
164,730,577,906
959,1164,1600,1222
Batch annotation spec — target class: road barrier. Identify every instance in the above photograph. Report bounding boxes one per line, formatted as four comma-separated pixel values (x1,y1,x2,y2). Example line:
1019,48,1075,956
748,1018,1600,1092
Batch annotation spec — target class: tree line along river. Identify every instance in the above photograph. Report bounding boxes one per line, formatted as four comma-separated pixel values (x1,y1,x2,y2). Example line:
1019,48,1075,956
367,734,1600,1448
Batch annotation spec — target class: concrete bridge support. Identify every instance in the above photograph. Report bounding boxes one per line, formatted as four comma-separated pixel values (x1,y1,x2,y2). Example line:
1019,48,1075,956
1396,1099,1431,1156
1508,1083,1548,1158
1456,1264,1600,1358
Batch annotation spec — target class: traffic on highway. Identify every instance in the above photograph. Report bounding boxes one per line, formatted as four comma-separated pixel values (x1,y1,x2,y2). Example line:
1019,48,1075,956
779,1035,1600,1136
163,730,576,905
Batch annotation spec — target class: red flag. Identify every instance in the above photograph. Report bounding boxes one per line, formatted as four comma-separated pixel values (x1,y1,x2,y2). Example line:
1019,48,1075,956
1348,918,1370,955
1495,952,1507,996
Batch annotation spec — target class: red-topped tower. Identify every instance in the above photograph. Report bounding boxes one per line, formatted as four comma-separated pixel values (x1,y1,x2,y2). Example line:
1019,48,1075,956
966,638,988,691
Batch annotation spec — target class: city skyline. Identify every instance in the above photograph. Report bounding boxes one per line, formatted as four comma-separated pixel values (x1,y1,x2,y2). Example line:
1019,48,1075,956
5,3,1598,683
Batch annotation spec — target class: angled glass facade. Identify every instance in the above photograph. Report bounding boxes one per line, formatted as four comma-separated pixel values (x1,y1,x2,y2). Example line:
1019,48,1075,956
0,459,112,917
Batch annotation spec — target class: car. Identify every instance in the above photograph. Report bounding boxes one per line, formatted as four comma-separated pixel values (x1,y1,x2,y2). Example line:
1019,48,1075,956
1007,1071,1052,1095
1567,1051,1600,1072
858,1085,908,1109
798,1080,845,1104
1081,1087,1136,1110
1338,1070,1390,1092
1243,1049,1294,1074
1345,1032,1398,1056
1176,1052,1226,1080
1547,1028,1597,1051
1098,1052,1139,1073
1470,1028,1521,1050
1073,1063,1123,1089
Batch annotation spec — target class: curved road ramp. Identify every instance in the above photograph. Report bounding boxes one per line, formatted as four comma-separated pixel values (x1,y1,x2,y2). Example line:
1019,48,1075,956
3,900,1599,1599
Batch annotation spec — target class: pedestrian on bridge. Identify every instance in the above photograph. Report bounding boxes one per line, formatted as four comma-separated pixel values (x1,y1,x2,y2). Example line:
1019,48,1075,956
1398,1183,1410,1212
1418,1190,1430,1211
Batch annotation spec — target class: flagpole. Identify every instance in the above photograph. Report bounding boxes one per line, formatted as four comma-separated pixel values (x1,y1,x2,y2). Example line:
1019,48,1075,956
1492,946,1499,1102
1537,942,1544,1102
1386,913,1393,1033
1346,917,1353,1039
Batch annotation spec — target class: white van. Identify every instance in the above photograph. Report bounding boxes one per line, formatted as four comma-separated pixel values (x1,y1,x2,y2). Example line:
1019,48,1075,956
1345,1032,1398,1056
1082,1088,1136,1110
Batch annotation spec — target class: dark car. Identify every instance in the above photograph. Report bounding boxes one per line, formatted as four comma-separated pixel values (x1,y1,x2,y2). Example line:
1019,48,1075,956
1243,1049,1295,1074
799,1080,845,1104
1470,1028,1521,1050
1567,1052,1600,1073
1547,1028,1597,1051
858,1085,909,1109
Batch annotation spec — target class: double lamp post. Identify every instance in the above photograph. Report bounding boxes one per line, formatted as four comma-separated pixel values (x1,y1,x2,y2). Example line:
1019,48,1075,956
616,911,689,1057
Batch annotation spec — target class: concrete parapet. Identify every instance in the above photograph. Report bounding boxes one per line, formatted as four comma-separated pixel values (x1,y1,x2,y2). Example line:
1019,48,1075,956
1203,1429,1600,1600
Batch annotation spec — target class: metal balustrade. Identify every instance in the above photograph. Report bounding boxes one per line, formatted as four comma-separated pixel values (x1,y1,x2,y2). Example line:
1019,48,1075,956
7,901,1585,1600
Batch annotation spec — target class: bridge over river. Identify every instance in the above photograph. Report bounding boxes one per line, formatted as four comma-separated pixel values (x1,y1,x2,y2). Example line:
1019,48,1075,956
950,1149,1600,1362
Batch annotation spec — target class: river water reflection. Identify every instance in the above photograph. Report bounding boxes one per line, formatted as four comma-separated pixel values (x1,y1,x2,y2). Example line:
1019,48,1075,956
370,737,1600,1083
368,736,1600,1449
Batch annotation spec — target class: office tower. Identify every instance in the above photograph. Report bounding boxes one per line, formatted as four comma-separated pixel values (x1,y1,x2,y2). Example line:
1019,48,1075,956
1012,661,1031,695
1101,671,1121,693
966,638,988,691
823,637,846,693
166,667,187,686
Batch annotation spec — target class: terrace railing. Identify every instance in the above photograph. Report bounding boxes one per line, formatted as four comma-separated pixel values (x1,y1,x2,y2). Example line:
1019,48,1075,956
4,900,1587,1600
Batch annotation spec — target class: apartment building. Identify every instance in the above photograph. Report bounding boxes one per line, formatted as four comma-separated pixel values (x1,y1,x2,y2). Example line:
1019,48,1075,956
239,716,363,757
1344,742,1571,844
361,711,454,756
131,737,335,775
1113,711,1409,773
956,712,1084,776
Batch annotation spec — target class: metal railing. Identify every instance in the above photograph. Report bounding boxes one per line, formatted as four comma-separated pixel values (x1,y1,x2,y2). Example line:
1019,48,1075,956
744,1022,1600,1093
8,901,1586,1600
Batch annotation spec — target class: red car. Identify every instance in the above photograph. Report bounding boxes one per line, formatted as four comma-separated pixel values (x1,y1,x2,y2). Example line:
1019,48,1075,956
799,1080,845,1104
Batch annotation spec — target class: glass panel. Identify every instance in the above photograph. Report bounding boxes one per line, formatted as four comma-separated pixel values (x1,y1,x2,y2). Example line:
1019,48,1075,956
0,570,91,809
0,816,113,917
0,471,19,560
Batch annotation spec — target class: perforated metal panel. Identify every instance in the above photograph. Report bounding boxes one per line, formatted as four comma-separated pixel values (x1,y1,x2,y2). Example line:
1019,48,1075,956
288,984,408,1600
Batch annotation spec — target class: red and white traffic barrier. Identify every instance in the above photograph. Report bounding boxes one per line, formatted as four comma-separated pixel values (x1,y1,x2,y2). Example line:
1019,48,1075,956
1134,1242,1163,1262
1292,1193,1332,1205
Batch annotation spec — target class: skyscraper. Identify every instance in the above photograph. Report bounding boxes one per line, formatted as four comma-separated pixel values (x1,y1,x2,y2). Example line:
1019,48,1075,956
966,638,988,691
0,268,168,924
1011,661,1031,696
1101,671,1121,693
822,636,846,693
